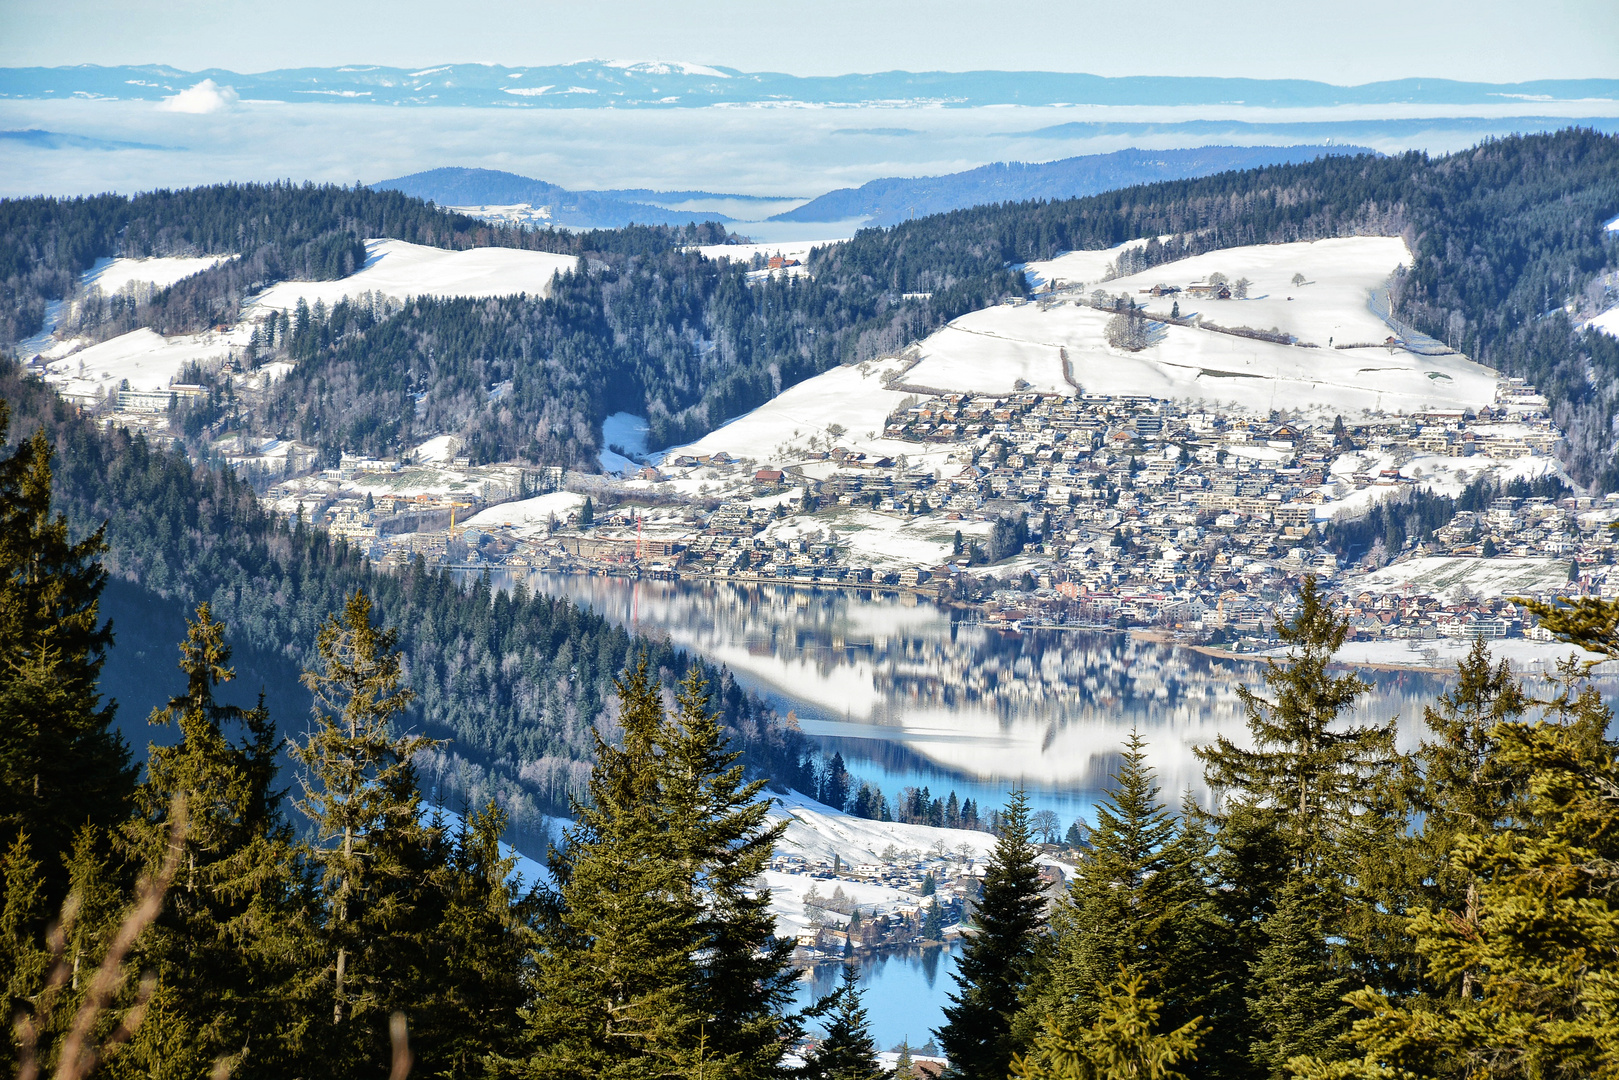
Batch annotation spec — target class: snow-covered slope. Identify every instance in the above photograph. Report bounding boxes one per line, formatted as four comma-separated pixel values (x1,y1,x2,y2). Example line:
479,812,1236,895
460,492,587,536
1019,239,1155,291
38,240,580,401
84,254,229,295
1353,556,1572,602
1588,305,1619,340
252,239,579,312
907,237,1498,416
769,789,1000,866
668,359,920,462
696,238,847,264
43,326,234,400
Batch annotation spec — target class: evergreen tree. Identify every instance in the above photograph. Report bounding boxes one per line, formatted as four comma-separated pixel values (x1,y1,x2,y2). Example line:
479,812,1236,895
1244,878,1347,1076
293,590,438,1063
0,831,49,1062
0,402,133,903
1017,733,1218,1065
412,801,536,1079
821,752,852,811
126,603,316,1078
1409,636,1530,995
938,789,1046,1079
1294,666,1619,1080
666,668,798,1076
522,660,798,1079
1195,577,1393,877
1010,971,1204,1080
808,966,884,1080
923,900,944,942
892,1040,919,1080
1194,578,1394,1071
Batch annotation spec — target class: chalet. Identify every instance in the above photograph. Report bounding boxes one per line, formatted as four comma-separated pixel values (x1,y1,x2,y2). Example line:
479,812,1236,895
1267,423,1301,447
754,468,785,485
766,255,801,270
1186,281,1231,300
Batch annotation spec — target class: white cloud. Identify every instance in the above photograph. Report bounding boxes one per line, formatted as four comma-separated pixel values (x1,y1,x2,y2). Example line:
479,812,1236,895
158,79,239,114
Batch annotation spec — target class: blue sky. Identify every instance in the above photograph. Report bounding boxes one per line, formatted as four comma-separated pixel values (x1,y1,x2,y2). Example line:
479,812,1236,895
3,0,1615,84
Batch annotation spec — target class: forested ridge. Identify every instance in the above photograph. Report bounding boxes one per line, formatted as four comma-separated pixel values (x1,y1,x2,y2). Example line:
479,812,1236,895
4,406,1617,1077
822,128,1619,486
0,364,815,847
7,131,1618,480
0,181,718,344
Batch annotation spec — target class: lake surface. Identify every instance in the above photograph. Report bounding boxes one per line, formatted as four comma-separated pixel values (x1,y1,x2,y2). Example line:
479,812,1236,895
507,572,1456,828
793,942,962,1054
491,571,1615,1049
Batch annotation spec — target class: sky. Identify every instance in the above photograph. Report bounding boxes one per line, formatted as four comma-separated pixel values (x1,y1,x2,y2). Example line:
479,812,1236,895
3,0,1616,84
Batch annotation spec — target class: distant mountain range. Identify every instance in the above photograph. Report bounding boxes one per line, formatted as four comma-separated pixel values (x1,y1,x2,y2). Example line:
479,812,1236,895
370,168,748,228
378,145,1379,231
3,61,1616,109
772,145,1373,226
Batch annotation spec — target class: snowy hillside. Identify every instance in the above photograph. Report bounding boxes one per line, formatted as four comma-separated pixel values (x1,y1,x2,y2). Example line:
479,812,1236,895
83,254,229,295
695,238,848,264
668,359,922,462
36,240,580,404
768,789,1000,867
43,327,234,399
907,237,1498,417
460,492,588,537
1354,556,1572,602
252,239,578,312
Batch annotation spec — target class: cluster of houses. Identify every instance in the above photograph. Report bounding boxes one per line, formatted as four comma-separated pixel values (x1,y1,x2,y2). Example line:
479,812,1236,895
98,333,1605,653
500,376,1605,652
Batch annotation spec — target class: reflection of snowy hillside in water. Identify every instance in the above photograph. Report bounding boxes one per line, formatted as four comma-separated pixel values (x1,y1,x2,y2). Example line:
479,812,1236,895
505,572,1458,805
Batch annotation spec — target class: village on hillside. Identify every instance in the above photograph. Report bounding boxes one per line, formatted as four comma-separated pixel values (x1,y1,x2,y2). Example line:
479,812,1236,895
24,237,1617,665
202,371,1600,663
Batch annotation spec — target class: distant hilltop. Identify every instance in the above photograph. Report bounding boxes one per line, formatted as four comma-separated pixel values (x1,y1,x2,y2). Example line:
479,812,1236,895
2,61,1617,110
376,147,1376,230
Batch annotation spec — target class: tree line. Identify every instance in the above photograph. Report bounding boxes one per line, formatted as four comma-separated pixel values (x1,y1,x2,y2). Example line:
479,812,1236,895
0,396,829,1077
0,367,817,850
925,578,1619,1079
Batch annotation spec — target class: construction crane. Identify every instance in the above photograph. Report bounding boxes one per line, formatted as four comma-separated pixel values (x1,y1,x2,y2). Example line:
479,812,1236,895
448,500,474,535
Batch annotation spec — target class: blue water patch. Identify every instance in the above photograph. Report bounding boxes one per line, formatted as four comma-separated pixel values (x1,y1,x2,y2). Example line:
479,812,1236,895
794,942,961,1053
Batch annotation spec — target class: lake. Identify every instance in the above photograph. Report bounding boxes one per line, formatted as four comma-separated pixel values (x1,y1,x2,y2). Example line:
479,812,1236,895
492,571,1503,1050
506,572,1457,828
793,943,962,1054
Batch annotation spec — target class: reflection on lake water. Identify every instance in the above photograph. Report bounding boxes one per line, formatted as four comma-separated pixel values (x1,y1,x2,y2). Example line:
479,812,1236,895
793,942,960,1054
487,570,1616,1053
506,573,1466,824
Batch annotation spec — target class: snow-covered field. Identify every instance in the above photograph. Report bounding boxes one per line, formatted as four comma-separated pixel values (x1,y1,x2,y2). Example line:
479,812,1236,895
789,510,990,572
600,412,653,474
1019,238,1157,291
1589,305,1619,340
906,237,1498,417
1326,638,1608,674
84,254,229,295
769,789,999,865
1353,556,1572,602
42,326,235,399
1316,449,1569,520
668,360,922,462
461,492,587,536
34,239,580,403
413,434,462,463
253,238,578,312
696,238,848,263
